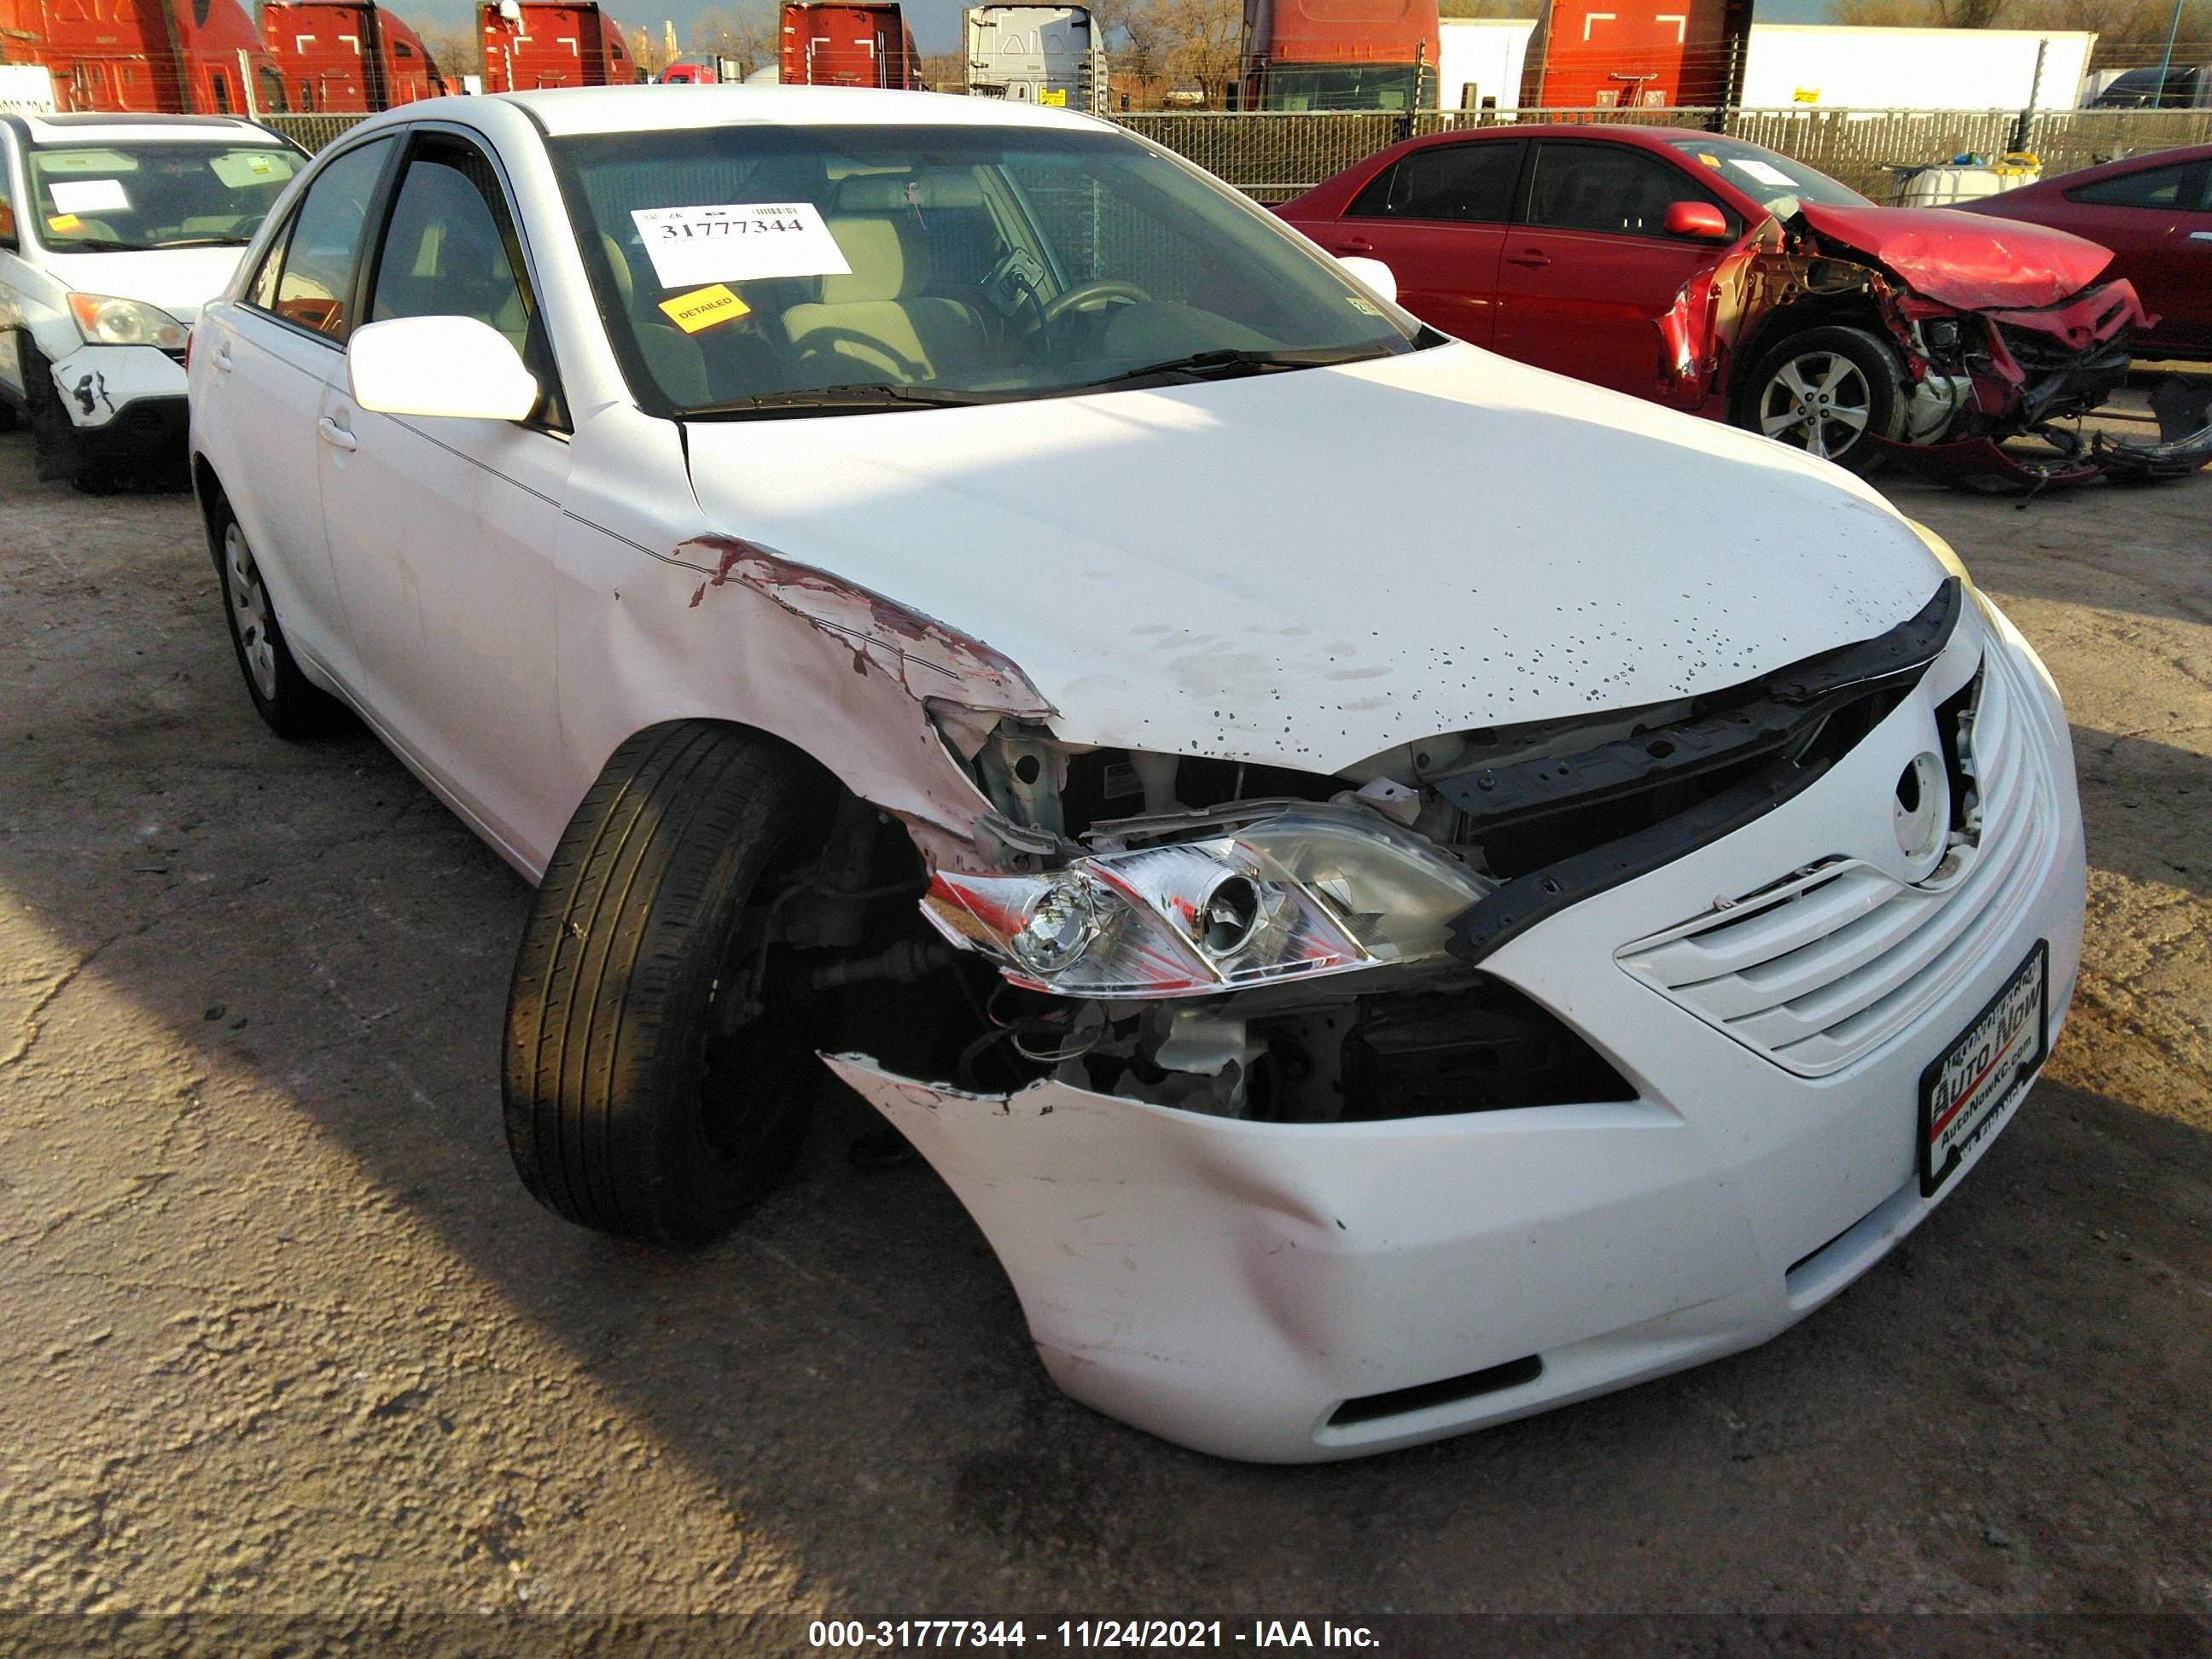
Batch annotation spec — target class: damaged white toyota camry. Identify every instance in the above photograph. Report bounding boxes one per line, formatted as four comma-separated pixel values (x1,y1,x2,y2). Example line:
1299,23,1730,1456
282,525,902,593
187,86,2084,1463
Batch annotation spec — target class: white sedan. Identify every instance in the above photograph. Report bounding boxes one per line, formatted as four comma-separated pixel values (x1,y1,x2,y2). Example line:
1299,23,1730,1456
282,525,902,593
186,85,2085,1464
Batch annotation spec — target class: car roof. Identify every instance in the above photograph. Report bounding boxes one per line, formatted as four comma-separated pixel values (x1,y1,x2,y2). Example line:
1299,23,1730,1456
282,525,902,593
18,113,283,147
498,84,1115,138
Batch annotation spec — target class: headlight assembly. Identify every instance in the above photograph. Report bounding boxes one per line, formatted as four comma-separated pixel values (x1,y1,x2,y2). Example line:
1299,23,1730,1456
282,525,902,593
922,807,1493,999
67,293,189,352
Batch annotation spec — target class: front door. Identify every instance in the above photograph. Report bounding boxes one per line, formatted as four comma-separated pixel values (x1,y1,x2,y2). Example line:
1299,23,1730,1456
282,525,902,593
1493,139,1731,399
317,129,570,869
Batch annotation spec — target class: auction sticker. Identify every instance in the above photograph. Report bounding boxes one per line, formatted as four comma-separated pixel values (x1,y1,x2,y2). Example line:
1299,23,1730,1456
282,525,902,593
658,282,752,333
630,202,852,288
50,178,131,214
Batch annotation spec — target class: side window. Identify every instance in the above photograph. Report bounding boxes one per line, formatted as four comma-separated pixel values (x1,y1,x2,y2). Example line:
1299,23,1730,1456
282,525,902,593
367,137,532,352
1347,142,1522,223
1527,142,1714,237
269,137,394,340
245,208,294,310
367,134,563,426
0,142,16,249
2065,164,2189,210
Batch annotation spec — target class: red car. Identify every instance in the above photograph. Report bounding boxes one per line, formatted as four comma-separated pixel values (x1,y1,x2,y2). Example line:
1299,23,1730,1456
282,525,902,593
1956,144,2212,362
1278,126,2150,482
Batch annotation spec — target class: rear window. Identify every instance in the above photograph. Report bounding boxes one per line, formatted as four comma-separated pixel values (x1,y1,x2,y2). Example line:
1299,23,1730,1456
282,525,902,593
27,141,303,253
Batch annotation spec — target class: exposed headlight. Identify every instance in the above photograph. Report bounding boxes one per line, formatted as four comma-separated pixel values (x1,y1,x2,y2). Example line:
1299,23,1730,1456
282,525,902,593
922,807,1493,999
67,293,189,352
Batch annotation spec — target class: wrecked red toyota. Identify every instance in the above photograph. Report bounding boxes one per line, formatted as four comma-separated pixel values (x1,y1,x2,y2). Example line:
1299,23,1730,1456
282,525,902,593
1278,127,2151,483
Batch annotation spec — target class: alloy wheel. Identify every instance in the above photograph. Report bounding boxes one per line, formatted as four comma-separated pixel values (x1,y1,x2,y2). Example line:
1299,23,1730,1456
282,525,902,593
223,521,279,701
1758,352,1873,462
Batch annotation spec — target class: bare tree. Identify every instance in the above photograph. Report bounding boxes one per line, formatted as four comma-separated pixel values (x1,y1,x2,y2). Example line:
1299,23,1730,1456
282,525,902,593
415,24,483,82
1141,0,1241,104
690,1,783,78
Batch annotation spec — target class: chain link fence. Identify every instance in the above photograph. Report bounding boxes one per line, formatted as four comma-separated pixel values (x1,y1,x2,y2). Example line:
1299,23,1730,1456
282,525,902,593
259,105,2212,204
1117,107,2212,202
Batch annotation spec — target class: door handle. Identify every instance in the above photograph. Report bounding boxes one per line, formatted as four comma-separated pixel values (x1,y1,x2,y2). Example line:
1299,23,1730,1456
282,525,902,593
1505,248,1551,268
317,416,357,451
2191,230,2212,242
213,343,234,374
1334,238,1376,254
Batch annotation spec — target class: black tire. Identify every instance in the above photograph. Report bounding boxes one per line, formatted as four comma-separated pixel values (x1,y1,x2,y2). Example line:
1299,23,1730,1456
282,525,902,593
203,491,349,739
504,722,835,1249
1736,324,1905,475
21,343,89,484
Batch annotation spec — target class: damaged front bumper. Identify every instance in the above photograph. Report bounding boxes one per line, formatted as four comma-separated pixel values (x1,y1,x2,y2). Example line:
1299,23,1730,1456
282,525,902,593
825,599,2087,1462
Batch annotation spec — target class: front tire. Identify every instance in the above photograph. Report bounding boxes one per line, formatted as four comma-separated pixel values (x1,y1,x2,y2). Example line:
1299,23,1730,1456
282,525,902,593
1738,325,1904,474
504,722,834,1249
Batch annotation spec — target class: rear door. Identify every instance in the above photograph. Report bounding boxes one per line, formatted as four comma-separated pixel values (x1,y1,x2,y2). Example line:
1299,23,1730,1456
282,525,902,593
195,133,399,693
1311,139,1523,346
2049,160,2212,356
315,126,570,866
1493,138,1734,398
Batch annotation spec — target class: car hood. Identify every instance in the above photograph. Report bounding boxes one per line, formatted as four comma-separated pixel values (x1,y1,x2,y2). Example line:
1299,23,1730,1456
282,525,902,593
679,342,1947,775
1792,201,2115,311
27,245,248,324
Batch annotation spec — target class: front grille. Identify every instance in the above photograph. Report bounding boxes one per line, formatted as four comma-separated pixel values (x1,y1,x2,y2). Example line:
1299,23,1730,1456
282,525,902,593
1615,646,2054,1077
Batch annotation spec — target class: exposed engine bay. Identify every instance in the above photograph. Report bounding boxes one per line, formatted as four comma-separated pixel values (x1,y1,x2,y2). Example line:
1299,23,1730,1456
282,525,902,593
1656,201,2159,488
742,577,1970,1127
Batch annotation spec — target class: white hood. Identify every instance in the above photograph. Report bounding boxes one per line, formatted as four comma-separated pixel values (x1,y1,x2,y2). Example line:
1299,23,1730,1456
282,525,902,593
682,342,1947,773
32,245,248,324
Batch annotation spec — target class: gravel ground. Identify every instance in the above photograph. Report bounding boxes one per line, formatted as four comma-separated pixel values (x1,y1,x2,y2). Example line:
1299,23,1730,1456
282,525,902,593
0,402,2208,1650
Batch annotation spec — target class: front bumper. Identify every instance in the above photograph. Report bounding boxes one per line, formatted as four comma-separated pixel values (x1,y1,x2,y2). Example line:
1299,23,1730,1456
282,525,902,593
49,341,189,450
829,598,2086,1463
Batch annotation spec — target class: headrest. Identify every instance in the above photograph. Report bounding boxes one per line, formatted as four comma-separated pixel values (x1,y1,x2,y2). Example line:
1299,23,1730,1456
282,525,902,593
601,232,634,304
818,215,929,304
835,172,987,212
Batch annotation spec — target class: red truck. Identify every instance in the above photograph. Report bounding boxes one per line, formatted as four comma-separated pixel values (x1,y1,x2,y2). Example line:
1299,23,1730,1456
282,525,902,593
479,0,637,92
779,2,922,89
1239,0,1440,111
4,0,285,114
1517,0,1750,108
261,1,445,113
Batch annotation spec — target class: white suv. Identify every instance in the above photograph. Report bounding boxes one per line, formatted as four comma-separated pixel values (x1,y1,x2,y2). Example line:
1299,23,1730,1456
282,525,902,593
0,112,302,487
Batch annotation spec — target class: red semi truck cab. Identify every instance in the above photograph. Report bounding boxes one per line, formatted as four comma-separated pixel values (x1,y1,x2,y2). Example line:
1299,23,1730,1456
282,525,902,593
261,1,445,113
1240,0,1441,110
1518,0,1751,108
20,0,284,114
479,0,637,91
780,2,923,89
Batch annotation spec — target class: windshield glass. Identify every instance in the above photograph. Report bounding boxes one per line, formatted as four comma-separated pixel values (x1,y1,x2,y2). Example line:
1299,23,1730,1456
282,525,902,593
1662,136,1870,213
28,142,303,252
549,123,1423,417
1259,64,1434,111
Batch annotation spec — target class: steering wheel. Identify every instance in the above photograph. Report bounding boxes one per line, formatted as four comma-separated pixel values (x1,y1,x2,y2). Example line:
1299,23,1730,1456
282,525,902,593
1040,279,1151,326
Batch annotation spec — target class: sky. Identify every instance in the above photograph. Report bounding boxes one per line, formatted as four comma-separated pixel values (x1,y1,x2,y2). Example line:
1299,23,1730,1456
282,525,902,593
405,0,1834,63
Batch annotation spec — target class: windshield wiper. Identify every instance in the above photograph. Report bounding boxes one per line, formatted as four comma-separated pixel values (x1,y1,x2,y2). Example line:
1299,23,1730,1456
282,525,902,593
44,236,155,253
1074,345,1394,392
680,382,1006,419
154,236,254,248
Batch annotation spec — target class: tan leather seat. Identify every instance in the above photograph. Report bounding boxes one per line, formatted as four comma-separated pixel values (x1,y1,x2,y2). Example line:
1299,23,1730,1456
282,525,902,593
600,232,709,406
782,212,987,386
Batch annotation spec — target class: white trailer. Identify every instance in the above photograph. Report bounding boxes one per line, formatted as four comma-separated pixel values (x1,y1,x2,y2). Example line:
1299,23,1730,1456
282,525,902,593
1736,26,2096,113
965,4,1105,113
1437,18,1534,113
0,64,57,116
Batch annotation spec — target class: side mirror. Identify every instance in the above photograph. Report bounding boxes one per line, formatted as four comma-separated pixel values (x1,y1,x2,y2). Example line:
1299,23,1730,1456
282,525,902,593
1664,201,1732,242
1338,254,1398,306
346,315,539,421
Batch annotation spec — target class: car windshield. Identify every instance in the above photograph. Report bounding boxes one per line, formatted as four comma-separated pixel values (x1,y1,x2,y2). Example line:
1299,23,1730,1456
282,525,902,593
1663,136,1871,214
1258,63,1433,111
28,142,304,252
548,122,1426,418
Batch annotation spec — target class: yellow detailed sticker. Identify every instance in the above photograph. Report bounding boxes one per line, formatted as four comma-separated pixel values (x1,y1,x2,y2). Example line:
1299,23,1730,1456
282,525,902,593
48,212,82,232
658,282,752,333
1696,153,1721,169
1039,88,1067,106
